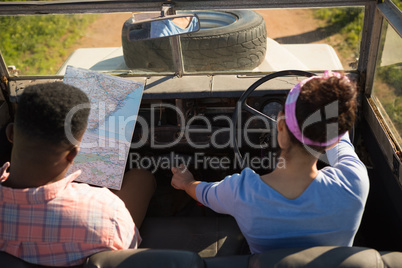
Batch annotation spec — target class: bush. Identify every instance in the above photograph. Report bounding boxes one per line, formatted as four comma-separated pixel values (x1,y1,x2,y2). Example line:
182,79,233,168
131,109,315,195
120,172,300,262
377,64,402,134
378,64,402,96
314,7,363,49
392,0,402,10
314,5,401,135
0,14,96,75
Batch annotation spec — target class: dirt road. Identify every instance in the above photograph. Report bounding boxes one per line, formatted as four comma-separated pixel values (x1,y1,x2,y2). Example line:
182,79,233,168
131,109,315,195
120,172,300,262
71,10,322,49
67,9,352,67
258,9,321,40
71,13,131,49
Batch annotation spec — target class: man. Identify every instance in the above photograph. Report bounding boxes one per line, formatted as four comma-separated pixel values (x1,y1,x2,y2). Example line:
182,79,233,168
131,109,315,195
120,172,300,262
0,82,155,266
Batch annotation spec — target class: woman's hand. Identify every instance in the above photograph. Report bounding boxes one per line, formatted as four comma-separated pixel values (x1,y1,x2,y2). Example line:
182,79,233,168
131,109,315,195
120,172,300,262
171,164,195,191
171,164,201,201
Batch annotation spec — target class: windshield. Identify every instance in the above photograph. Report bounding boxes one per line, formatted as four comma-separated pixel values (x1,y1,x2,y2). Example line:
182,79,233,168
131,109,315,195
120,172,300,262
0,7,364,76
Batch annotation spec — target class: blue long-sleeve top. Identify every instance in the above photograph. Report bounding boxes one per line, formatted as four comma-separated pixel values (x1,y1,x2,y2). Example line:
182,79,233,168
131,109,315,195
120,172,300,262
196,134,369,253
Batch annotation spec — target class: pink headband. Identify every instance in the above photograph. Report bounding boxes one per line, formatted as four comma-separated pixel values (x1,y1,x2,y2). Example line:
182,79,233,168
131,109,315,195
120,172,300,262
284,71,348,147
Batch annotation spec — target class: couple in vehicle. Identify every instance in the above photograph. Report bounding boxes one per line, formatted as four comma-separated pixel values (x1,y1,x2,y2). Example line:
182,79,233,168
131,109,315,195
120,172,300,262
0,71,368,266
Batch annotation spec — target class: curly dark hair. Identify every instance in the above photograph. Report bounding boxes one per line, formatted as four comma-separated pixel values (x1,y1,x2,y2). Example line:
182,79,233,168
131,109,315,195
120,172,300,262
289,75,357,151
15,82,90,145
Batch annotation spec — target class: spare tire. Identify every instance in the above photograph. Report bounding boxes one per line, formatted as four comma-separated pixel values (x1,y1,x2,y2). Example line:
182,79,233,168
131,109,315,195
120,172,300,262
122,10,267,72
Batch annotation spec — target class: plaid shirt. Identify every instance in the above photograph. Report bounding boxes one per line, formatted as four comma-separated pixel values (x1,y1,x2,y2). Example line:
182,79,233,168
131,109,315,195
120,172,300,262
0,170,140,266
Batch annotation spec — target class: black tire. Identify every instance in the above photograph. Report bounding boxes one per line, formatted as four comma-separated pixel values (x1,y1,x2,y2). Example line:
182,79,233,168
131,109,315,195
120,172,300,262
122,10,267,72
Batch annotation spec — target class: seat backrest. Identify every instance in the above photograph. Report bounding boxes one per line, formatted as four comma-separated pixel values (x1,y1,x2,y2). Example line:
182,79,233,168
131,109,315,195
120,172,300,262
380,251,402,268
248,246,385,268
3,247,402,268
203,247,402,268
84,248,204,268
138,216,247,258
0,251,83,268
0,251,37,268
0,251,82,268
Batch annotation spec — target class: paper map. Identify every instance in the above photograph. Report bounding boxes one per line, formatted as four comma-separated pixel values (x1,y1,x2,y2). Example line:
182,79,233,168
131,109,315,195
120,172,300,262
63,66,144,189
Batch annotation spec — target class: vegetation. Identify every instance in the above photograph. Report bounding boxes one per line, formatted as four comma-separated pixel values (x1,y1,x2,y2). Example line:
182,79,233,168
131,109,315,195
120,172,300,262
374,4,401,137
376,64,402,137
314,7,363,64
314,3,401,137
0,14,96,75
378,65,402,96
313,1,401,62
392,0,402,9
0,1,400,135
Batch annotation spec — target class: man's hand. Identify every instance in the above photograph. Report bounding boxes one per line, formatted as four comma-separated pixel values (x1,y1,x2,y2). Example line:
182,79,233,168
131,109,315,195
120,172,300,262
0,162,10,181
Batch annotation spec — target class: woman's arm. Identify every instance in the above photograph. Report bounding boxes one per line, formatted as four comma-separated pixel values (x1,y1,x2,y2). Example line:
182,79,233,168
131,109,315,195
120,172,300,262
325,133,369,198
171,164,201,201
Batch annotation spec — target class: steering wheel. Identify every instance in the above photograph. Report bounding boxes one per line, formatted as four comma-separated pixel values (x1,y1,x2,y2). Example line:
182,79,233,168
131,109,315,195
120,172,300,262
232,70,316,163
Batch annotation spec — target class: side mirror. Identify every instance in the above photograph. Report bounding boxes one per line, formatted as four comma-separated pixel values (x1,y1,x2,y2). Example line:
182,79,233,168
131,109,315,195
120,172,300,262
127,14,200,41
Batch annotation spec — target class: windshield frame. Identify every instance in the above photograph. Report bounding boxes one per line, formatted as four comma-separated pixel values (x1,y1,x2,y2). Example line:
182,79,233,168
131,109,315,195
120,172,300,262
0,0,401,183
0,0,376,16
0,0,373,80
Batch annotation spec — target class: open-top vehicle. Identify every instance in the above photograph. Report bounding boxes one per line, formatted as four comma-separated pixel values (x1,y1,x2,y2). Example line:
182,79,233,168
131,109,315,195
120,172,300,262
0,0,402,267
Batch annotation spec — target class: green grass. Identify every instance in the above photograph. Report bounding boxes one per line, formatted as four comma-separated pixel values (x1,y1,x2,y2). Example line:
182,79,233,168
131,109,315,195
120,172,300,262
392,0,402,10
314,4,401,137
0,14,96,75
376,64,402,136
374,8,402,137
313,7,363,63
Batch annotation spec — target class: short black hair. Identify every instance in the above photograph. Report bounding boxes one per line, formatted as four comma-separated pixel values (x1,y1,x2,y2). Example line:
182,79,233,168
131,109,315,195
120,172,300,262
15,82,90,145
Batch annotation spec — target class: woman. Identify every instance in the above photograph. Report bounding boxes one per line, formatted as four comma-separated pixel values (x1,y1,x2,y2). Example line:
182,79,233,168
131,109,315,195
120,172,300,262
171,71,369,253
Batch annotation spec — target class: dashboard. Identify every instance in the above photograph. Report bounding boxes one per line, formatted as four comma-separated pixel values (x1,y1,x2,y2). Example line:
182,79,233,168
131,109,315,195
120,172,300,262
132,95,285,150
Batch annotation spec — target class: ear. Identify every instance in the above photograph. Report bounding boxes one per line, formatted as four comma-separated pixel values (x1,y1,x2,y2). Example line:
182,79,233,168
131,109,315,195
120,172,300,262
66,146,80,164
276,111,286,132
276,111,290,149
5,123,14,143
